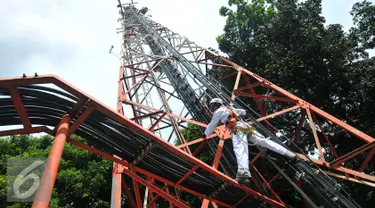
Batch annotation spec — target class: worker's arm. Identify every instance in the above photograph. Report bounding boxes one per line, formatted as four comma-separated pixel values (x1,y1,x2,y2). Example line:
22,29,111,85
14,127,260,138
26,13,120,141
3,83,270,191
235,108,246,116
204,109,223,137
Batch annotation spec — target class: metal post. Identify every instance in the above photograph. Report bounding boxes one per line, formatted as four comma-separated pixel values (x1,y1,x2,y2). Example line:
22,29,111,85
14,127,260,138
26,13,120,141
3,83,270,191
110,162,122,208
32,114,70,208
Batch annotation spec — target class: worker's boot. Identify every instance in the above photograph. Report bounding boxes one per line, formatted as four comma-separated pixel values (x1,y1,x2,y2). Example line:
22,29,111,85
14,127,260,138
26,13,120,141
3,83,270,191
236,168,251,184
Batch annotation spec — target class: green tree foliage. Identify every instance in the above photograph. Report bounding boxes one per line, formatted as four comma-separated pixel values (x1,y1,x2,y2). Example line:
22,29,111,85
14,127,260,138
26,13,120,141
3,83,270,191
216,0,375,206
351,0,375,50
0,134,113,208
217,0,375,134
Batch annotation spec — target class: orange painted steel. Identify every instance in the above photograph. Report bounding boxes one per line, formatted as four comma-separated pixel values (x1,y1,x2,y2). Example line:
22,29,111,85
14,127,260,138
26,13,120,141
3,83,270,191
357,146,375,176
330,141,375,167
251,165,284,204
9,86,32,129
176,165,199,185
320,170,375,188
146,184,168,208
66,137,233,207
110,162,122,208
212,139,225,169
32,114,71,208
133,178,142,208
0,126,48,137
67,106,96,136
203,48,375,185
121,177,138,208
306,109,327,163
2,38,375,206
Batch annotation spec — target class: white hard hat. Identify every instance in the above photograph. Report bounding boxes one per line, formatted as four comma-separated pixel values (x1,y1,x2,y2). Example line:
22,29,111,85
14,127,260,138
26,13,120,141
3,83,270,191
209,98,223,105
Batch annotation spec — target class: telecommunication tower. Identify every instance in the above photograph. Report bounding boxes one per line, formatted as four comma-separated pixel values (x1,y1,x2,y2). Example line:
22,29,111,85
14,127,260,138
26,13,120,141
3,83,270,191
108,1,374,207
0,0,373,207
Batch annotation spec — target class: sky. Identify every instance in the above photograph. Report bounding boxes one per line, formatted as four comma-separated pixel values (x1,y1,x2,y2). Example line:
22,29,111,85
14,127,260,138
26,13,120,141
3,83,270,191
0,0,374,112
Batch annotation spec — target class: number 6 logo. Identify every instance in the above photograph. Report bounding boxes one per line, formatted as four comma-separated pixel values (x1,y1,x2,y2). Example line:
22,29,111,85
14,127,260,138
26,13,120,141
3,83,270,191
13,160,45,199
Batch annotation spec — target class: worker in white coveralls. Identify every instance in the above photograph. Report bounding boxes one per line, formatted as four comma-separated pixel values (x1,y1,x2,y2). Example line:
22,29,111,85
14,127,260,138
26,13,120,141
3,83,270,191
203,98,296,183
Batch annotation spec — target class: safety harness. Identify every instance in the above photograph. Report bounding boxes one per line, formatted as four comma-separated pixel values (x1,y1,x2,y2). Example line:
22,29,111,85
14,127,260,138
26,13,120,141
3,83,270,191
225,106,255,138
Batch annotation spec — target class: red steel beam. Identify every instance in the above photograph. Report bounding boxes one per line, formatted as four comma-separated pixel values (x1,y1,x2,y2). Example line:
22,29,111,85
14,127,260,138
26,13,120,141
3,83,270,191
147,185,168,208
149,112,167,131
203,137,226,207
196,61,234,69
148,183,157,208
251,165,284,204
132,169,239,207
66,137,232,207
213,139,225,169
0,75,56,87
297,154,375,182
234,82,263,92
1,75,286,206
201,199,210,208
311,106,374,143
111,68,125,207
357,146,375,175
306,109,326,163
124,72,148,79
176,165,199,185
121,177,137,208
243,76,275,133
165,186,174,208
250,105,300,124
233,193,250,207
123,63,158,96
126,171,190,207
123,65,150,73
111,161,122,208
133,179,143,208
205,49,375,143
177,134,217,149
330,141,375,167
133,109,171,126
268,173,281,185
131,110,163,121
195,49,204,62
32,114,70,208
9,86,32,129
311,112,339,159
0,126,48,137
231,70,242,100
69,97,89,119
321,170,375,188
243,77,266,116
126,59,164,97
234,92,298,103
193,141,207,156
167,129,175,143
67,106,96,135
223,71,238,79
122,99,207,128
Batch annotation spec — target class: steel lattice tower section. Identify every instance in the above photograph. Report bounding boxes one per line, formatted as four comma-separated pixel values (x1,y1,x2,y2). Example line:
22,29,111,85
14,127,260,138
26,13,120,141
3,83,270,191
110,1,375,207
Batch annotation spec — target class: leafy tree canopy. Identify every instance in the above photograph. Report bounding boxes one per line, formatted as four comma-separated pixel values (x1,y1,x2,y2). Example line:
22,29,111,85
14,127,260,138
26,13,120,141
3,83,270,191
216,0,375,207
